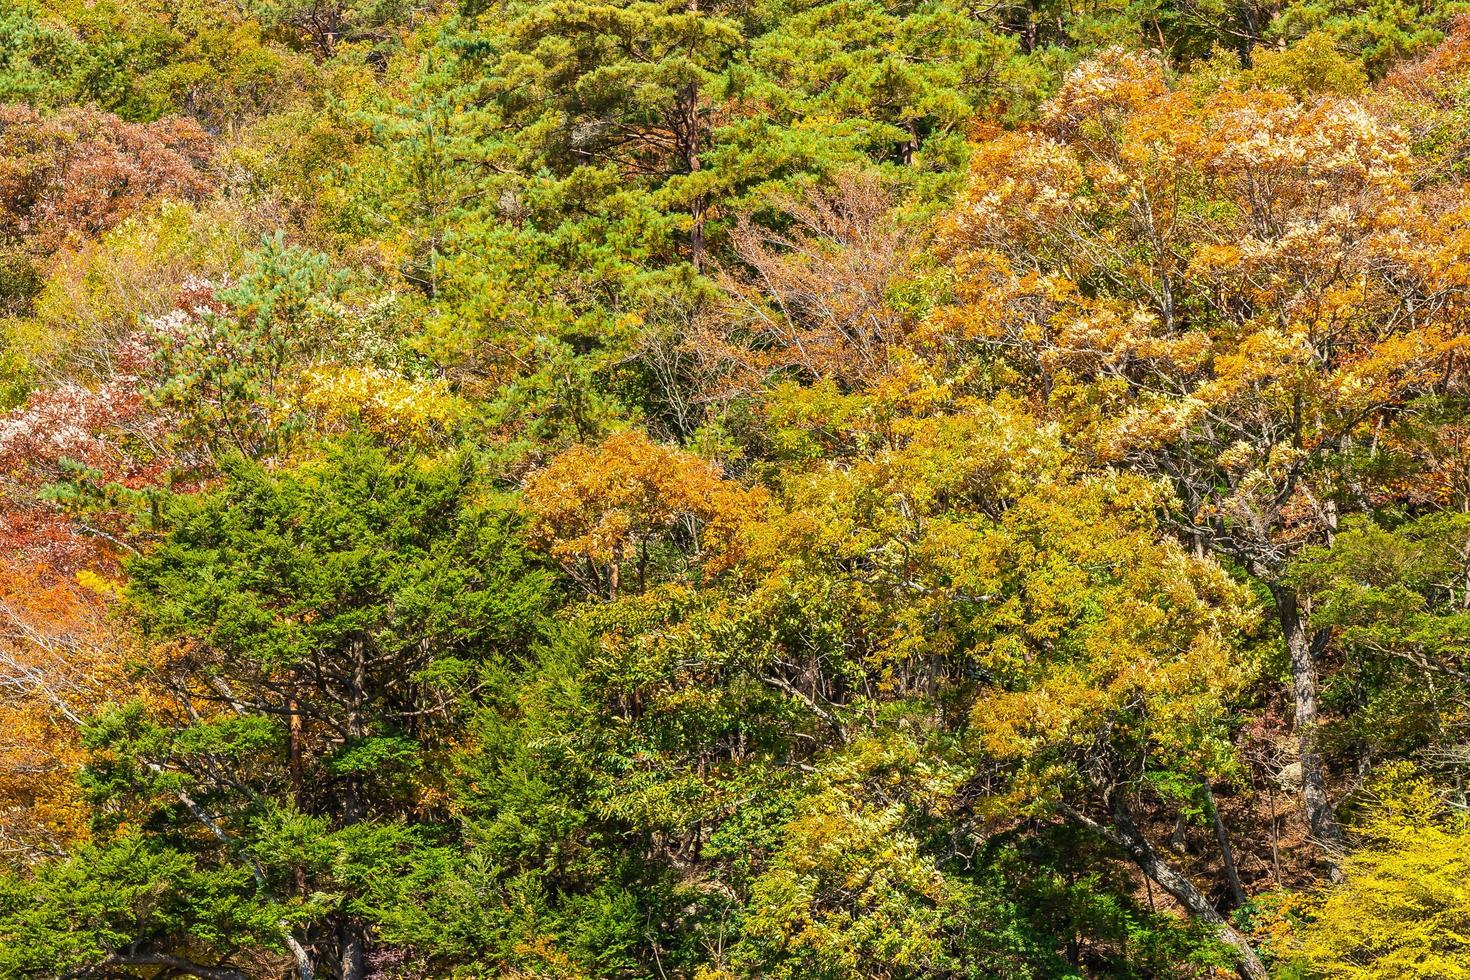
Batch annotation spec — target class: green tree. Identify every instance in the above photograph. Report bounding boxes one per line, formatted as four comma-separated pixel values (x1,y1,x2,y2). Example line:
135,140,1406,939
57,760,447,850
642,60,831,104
79,439,556,978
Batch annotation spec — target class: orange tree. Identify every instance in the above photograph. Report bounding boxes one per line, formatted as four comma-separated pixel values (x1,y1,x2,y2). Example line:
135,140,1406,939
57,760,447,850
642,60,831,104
0,561,137,863
936,46,1470,866
522,429,767,599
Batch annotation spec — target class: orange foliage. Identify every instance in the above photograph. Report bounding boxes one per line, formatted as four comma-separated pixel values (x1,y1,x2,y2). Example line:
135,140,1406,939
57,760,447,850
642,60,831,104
938,48,1470,571
1384,16,1470,106
697,174,918,394
0,562,135,861
522,430,767,597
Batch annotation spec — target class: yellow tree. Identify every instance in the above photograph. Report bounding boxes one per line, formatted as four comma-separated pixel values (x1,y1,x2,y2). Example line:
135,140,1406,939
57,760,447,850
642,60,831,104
522,429,767,598
704,395,1268,977
1294,770,1470,977
558,394,1270,975
939,46,1470,865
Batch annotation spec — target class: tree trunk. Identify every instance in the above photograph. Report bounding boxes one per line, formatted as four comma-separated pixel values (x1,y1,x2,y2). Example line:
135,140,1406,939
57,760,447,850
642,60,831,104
680,81,704,271
1269,583,1344,876
1202,781,1247,908
901,118,919,165
1267,778,1280,884
689,188,706,272
339,918,365,980
289,698,305,807
345,636,366,824
1062,797,1268,980
289,670,307,896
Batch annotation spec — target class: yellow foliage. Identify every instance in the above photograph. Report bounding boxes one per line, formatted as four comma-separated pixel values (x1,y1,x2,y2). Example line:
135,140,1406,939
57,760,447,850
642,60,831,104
1295,772,1470,978
738,784,955,978
522,430,768,597
940,47,1466,567
1043,47,1171,135
967,477,1257,778
23,200,258,381
1248,32,1369,97
300,364,467,443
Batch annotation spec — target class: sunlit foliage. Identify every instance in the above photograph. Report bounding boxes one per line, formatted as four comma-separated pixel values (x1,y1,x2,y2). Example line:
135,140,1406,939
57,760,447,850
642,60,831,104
5,2,1470,977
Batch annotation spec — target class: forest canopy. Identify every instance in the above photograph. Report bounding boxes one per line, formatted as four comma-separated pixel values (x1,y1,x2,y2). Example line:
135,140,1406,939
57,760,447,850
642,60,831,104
4,0,1470,976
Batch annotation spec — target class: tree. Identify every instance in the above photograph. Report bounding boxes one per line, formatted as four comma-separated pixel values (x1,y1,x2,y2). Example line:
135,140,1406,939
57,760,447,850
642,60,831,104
0,830,286,979
572,393,1269,976
0,0,319,129
697,173,921,396
10,1,1470,975
248,0,431,60
144,238,391,466
522,428,766,598
324,0,1041,442
1267,0,1464,78
107,440,555,978
939,44,1470,868
0,314,168,576
0,104,213,312
0,561,134,864
483,0,743,269
1293,769,1470,977
1288,508,1470,775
